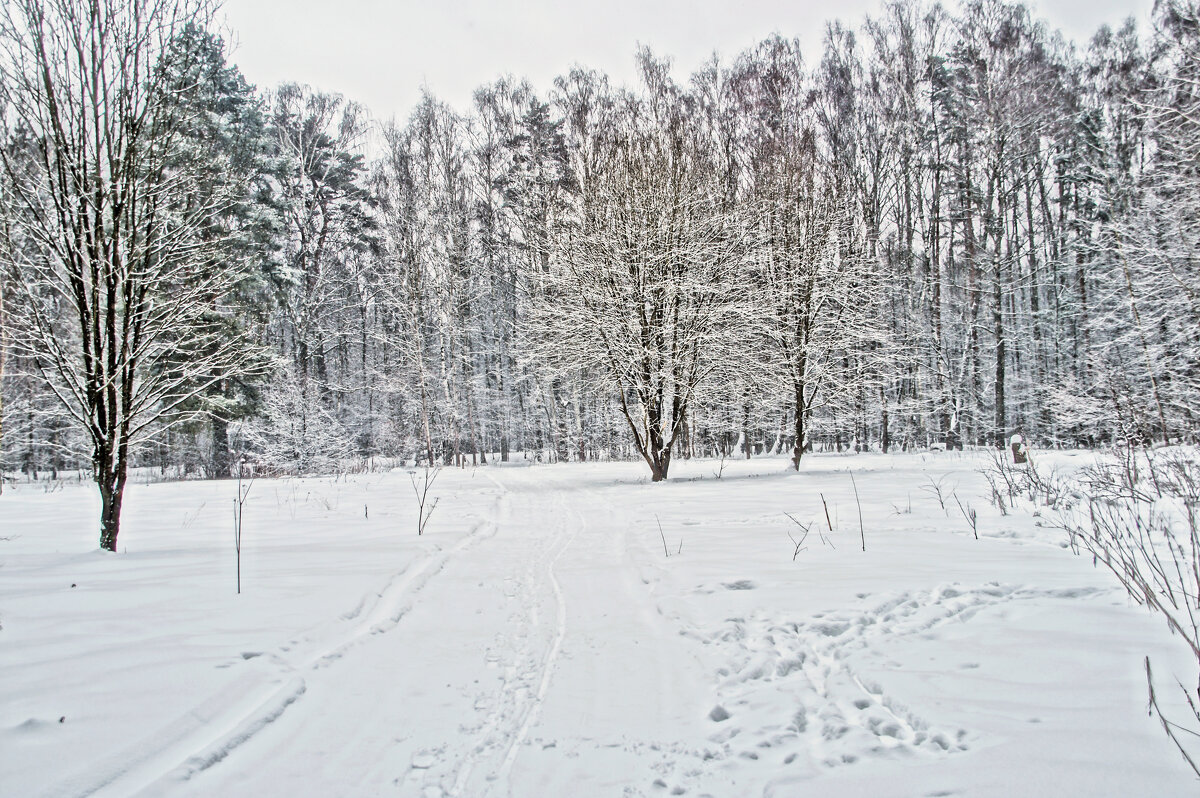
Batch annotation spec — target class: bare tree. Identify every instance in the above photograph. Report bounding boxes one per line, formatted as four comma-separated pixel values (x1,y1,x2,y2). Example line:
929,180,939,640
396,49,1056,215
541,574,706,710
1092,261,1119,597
0,0,264,549
1097,0,1200,443
0,146,9,491
534,54,755,481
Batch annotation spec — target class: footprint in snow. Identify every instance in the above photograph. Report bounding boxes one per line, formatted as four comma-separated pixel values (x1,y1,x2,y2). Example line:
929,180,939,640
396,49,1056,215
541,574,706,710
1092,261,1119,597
411,751,437,769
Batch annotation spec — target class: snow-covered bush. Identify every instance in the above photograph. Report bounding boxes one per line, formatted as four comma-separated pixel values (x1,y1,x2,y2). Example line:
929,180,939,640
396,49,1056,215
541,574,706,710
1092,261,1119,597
237,366,356,476
1063,448,1199,774
996,445,1200,775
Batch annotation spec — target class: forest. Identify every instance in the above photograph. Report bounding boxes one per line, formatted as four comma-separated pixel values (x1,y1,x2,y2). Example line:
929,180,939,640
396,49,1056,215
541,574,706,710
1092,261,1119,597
1,0,1198,544
5,2,1200,788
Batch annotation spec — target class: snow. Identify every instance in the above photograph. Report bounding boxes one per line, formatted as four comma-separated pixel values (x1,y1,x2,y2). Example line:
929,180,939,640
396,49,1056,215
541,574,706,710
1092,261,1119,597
1,452,1196,797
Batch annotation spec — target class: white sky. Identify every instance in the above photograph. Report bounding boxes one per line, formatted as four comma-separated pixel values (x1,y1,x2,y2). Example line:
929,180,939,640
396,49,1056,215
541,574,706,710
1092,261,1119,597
218,0,1153,125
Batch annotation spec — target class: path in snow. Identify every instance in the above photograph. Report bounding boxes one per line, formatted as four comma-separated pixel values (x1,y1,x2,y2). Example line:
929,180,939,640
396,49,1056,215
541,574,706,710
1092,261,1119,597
3,453,1197,797
156,468,676,798
83,492,508,797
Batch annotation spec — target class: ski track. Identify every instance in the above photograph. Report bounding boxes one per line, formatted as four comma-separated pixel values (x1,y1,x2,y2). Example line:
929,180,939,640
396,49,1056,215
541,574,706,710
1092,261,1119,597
437,485,580,797
74,497,506,798
29,467,1132,798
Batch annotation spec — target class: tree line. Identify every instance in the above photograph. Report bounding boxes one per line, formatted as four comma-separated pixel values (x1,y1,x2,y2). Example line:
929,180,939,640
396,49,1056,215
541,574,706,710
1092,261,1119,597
1,0,1198,548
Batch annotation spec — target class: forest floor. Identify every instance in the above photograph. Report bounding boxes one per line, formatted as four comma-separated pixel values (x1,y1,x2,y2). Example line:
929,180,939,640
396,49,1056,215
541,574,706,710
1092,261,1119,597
1,451,1196,797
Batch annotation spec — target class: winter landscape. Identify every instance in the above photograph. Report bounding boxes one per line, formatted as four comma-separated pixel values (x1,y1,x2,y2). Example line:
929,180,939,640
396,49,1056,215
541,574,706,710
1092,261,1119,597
2,450,1198,796
3,0,1200,794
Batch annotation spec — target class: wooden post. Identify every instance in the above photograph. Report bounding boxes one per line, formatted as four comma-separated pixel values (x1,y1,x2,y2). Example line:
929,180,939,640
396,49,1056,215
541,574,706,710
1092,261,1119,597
1010,433,1027,465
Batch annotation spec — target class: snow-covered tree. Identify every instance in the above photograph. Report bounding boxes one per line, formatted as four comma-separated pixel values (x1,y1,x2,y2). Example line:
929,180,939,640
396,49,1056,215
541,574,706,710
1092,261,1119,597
0,0,267,548
532,54,756,481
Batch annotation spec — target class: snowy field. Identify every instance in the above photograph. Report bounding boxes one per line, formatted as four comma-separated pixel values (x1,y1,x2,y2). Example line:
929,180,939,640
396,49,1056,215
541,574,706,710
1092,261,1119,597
1,451,1196,797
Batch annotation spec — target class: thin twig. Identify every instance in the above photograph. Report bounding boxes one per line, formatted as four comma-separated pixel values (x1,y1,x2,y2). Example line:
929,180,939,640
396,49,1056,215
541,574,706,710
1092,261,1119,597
411,466,440,535
849,470,865,551
1146,657,1200,777
784,513,810,561
820,492,834,531
953,493,978,540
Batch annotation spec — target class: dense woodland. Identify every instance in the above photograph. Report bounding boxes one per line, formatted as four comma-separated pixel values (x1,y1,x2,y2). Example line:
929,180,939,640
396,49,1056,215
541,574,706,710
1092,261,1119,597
2,0,1199,545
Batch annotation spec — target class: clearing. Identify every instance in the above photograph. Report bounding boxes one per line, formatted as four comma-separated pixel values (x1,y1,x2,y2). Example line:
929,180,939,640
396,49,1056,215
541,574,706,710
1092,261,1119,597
1,452,1195,796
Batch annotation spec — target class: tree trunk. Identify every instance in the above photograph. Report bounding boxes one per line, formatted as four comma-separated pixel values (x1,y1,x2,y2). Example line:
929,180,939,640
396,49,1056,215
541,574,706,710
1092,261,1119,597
211,415,231,479
964,169,982,446
994,186,1007,449
880,386,890,453
678,405,691,460
0,271,5,495
416,342,435,467
556,398,569,463
648,445,671,482
465,362,481,466
791,383,805,471
96,456,128,552
616,385,674,482
741,392,752,460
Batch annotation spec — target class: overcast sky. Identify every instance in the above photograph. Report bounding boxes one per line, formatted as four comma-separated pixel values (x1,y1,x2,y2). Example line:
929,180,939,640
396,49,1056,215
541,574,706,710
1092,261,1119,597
218,0,1153,124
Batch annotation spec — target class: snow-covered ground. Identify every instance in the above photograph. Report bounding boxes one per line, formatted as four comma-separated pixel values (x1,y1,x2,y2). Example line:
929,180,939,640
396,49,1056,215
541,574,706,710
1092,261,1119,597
1,451,1196,797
